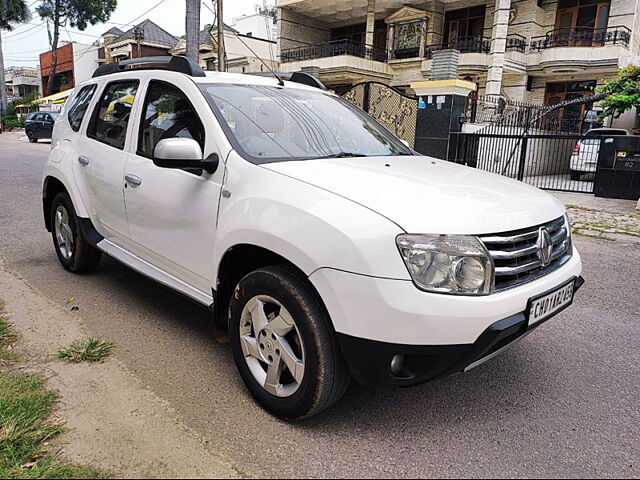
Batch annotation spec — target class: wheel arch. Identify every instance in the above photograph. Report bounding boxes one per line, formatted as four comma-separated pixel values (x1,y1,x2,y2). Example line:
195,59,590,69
42,174,89,232
214,243,330,330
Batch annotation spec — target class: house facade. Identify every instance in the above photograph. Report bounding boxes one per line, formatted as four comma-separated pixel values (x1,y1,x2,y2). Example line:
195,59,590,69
98,21,179,64
39,42,99,97
277,0,639,110
3,67,40,102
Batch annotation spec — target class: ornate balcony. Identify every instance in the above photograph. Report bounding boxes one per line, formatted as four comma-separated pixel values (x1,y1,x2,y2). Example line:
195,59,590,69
425,36,490,59
281,39,388,63
530,25,631,51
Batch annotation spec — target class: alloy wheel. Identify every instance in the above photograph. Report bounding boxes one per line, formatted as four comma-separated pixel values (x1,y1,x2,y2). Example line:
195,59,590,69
54,205,74,260
239,295,305,397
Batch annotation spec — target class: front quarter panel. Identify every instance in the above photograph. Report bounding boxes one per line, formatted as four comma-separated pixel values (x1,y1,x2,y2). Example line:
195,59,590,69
212,153,411,282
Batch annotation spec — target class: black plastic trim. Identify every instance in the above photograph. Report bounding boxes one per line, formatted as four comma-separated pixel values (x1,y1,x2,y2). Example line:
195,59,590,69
337,276,585,387
76,217,104,248
249,71,328,90
93,56,206,78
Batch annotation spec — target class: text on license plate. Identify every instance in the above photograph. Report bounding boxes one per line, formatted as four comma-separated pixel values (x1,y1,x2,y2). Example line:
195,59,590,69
528,280,575,326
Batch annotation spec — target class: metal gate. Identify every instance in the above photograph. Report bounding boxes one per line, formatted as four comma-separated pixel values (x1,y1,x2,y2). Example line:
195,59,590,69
450,94,607,194
343,82,418,148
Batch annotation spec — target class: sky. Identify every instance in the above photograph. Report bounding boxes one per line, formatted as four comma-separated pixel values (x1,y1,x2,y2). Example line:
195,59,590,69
2,0,262,67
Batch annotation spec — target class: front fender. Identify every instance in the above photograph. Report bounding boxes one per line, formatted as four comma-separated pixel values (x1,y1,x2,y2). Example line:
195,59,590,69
212,155,412,283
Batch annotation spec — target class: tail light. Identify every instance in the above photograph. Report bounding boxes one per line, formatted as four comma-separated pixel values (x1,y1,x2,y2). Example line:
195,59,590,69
572,143,580,154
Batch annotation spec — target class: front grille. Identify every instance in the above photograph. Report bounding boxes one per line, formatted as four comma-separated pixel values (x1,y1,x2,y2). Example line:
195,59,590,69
479,216,572,292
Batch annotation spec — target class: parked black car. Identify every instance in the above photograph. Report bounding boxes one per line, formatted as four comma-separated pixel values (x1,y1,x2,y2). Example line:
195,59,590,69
25,112,60,143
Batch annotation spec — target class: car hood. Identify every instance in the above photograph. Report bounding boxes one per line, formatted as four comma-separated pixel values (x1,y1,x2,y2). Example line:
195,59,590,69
262,156,566,234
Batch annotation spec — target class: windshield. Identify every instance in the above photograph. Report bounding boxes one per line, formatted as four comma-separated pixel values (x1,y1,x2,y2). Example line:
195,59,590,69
199,84,414,163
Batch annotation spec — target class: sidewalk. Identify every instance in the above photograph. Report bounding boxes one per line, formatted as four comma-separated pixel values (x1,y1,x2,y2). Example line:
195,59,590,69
553,192,640,242
0,258,242,479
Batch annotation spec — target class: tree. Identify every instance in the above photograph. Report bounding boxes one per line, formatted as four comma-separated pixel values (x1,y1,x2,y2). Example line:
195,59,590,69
597,65,640,120
185,0,200,63
36,0,117,96
0,0,32,117
255,3,276,20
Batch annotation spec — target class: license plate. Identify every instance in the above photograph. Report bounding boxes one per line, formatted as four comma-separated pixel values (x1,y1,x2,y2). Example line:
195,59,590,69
528,279,576,327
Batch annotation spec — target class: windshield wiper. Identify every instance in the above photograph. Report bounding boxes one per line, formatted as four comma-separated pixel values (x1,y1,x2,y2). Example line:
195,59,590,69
316,152,369,159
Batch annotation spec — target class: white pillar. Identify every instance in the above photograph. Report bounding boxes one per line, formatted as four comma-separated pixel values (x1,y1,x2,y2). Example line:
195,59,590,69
486,0,511,96
365,0,376,46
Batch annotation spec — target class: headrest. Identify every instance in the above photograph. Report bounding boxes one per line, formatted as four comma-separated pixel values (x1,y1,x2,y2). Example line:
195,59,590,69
255,102,285,134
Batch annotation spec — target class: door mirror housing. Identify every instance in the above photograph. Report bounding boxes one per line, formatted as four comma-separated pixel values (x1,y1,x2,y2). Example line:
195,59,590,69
153,138,219,174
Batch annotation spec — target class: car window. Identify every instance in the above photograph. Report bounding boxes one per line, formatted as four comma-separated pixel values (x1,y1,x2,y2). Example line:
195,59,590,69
34,113,45,121
68,85,97,132
88,81,139,150
138,81,205,158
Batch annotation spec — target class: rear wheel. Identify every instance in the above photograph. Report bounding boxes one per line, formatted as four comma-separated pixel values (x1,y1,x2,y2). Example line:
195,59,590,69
229,265,350,420
50,192,102,273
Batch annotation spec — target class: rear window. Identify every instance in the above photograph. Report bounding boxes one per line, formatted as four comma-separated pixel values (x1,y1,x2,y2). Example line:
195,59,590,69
68,85,97,132
582,130,628,145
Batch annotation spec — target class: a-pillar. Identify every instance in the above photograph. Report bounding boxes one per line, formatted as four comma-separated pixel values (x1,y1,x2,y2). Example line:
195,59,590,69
365,0,376,47
411,79,477,160
485,0,511,96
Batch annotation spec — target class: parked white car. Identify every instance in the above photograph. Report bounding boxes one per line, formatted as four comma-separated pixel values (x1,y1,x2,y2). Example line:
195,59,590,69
570,128,631,180
42,57,583,419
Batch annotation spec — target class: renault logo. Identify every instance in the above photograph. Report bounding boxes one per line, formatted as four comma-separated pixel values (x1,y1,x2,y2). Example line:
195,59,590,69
536,227,553,266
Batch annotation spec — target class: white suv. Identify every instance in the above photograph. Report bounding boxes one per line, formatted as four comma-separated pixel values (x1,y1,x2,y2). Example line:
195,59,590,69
42,57,584,419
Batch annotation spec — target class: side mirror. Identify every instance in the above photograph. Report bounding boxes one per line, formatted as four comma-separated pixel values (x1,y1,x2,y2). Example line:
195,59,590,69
153,138,219,174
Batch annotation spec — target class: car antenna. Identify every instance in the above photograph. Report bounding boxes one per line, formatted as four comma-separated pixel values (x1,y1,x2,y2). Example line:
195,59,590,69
202,1,285,87
230,30,285,87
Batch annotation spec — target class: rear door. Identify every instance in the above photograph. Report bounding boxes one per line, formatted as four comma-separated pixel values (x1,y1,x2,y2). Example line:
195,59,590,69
73,79,140,240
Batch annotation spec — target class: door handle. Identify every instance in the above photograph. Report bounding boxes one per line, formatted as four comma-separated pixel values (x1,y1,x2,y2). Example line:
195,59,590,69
78,156,90,166
125,174,142,187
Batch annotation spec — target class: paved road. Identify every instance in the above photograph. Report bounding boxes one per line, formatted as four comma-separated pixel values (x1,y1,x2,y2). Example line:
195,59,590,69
1,133,638,478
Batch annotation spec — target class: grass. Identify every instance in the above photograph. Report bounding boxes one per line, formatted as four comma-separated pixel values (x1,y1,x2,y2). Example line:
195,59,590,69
0,303,19,365
57,339,115,364
0,373,109,479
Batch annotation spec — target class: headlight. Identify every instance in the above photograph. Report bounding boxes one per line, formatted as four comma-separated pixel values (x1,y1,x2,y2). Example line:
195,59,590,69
564,214,573,255
396,235,494,295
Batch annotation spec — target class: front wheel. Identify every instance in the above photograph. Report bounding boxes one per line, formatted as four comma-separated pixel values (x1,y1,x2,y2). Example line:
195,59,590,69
27,132,37,143
50,192,102,273
229,266,350,420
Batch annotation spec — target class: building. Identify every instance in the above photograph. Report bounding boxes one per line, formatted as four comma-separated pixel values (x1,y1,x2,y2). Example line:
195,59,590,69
231,12,278,41
3,67,40,101
39,42,99,97
276,0,639,111
99,20,179,64
170,26,278,74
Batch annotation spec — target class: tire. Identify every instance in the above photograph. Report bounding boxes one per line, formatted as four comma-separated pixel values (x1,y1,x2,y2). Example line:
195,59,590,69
50,192,102,273
229,265,350,420
27,132,37,143
569,170,581,181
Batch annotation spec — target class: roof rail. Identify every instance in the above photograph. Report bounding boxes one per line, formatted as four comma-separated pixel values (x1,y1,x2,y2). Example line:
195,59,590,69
249,72,328,91
93,56,206,79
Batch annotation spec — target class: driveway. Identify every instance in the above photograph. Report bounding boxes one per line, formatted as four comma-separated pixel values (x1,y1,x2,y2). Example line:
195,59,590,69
0,132,638,478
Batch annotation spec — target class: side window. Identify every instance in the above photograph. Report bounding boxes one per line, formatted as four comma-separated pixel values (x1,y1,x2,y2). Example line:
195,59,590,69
88,81,139,150
138,81,205,158
68,85,97,132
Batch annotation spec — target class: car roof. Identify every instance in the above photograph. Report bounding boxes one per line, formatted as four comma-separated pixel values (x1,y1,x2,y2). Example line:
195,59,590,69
75,69,329,95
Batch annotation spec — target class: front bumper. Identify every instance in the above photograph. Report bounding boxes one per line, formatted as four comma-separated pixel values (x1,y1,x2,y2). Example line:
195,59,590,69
337,277,584,387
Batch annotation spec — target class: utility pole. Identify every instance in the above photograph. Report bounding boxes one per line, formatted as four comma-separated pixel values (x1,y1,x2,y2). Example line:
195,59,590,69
216,0,225,72
133,26,144,59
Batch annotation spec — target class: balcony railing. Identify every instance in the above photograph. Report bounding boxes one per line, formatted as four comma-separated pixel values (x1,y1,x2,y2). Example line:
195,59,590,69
425,36,491,59
530,25,631,51
281,39,387,63
506,34,527,53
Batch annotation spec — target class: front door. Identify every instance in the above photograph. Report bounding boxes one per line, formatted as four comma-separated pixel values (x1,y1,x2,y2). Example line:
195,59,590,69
74,79,139,239
123,79,224,293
